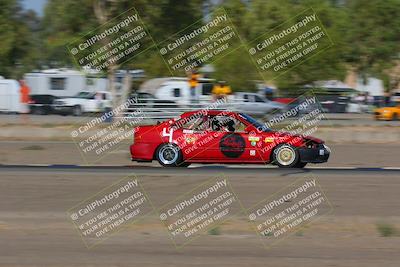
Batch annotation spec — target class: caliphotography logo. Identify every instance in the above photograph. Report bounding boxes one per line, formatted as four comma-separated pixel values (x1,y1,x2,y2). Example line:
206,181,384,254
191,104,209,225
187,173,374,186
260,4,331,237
67,175,154,248
156,175,245,249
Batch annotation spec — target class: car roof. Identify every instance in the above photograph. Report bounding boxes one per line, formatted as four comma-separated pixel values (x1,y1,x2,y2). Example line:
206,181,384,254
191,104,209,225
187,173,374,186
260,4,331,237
181,110,237,117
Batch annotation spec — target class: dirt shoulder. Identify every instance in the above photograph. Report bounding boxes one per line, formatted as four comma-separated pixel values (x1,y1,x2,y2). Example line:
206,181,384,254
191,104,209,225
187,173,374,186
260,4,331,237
1,170,399,267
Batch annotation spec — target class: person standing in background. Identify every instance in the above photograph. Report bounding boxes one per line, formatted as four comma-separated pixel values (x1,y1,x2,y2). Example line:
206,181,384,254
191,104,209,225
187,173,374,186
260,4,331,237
19,80,31,123
188,69,200,105
212,81,232,101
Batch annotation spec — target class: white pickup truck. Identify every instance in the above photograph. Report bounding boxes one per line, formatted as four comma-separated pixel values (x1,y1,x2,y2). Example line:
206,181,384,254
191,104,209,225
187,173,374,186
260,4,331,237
52,91,112,116
234,92,286,117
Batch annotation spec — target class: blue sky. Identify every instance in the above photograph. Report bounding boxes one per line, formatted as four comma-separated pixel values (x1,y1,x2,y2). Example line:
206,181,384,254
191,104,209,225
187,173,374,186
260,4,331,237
21,0,48,16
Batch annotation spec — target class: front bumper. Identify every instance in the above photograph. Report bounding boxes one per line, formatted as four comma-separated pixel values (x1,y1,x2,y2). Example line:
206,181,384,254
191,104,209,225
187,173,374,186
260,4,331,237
299,144,330,163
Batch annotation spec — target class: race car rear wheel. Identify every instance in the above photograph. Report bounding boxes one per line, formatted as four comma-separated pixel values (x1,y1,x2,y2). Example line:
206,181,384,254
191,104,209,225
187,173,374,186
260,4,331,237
156,143,189,167
72,105,82,116
272,144,300,168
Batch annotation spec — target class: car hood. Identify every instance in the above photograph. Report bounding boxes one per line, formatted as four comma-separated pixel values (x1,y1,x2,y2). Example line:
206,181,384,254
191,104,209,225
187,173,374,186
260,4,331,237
272,131,324,144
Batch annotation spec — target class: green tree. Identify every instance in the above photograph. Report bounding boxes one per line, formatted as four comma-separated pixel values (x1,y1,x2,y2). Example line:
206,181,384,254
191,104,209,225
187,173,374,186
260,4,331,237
41,0,97,67
212,0,348,92
0,0,38,78
343,0,400,91
274,0,349,89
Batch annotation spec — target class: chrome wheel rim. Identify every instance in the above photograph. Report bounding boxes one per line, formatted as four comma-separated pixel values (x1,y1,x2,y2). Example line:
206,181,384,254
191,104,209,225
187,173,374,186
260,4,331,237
159,145,179,165
276,146,296,166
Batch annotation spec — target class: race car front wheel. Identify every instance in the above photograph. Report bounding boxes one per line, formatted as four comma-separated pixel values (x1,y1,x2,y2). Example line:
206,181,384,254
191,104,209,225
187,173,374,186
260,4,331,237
272,144,301,168
156,143,189,167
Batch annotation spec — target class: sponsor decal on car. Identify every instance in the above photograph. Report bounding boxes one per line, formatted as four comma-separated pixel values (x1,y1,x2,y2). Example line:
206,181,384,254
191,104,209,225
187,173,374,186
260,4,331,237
185,135,197,144
264,137,274,143
162,127,174,143
248,136,260,142
219,133,245,158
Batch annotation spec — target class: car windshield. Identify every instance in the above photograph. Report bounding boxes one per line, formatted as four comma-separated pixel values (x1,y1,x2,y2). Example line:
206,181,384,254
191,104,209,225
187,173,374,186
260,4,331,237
239,113,271,132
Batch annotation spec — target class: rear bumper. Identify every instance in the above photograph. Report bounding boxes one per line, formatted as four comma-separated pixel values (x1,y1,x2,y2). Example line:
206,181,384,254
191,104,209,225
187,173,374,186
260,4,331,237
299,144,330,163
130,143,156,161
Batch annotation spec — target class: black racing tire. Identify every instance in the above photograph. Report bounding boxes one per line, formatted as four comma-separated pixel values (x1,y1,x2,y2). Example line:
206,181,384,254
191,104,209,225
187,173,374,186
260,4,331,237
392,113,398,121
272,144,301,168
32,107,45,115
72,105,82,116
155,143,189,167
178,162,191,167
294,161,307,168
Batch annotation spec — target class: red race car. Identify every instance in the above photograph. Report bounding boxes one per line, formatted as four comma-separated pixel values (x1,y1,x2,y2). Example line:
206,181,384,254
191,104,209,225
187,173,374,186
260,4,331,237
130,110,330,168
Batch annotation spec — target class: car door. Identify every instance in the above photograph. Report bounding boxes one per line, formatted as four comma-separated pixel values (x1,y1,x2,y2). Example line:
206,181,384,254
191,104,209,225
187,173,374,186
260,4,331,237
85,93,98,112
242,94,263,116
208,114,265,162
170,115,219,161
254,95,269,114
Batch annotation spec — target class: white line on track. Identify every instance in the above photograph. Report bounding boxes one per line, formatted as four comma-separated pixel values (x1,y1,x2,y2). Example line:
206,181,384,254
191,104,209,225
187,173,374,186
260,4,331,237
188,164,384,170
382,167,400,170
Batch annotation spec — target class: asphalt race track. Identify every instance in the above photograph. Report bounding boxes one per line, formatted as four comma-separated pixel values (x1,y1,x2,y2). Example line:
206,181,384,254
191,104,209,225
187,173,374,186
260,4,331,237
1,165,400,267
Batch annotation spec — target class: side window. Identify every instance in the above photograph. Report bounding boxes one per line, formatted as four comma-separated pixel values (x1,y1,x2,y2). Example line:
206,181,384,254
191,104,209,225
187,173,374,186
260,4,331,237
248,95,256,103
234,120,246,132
202,83,213,95
211,116,245,133
86,78,94,86
173,88,180,97
50,78,66,90
243,94,249,102
179,116,208,131
255,95,265,103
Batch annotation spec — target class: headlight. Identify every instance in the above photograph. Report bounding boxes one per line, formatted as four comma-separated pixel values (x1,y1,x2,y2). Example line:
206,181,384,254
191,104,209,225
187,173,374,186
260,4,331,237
323,144,331,153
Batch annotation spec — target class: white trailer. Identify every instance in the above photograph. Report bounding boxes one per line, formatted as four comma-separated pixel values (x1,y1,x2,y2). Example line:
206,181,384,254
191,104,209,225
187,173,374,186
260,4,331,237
24,69,108,97
138,77,216,106
0,79,22,113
